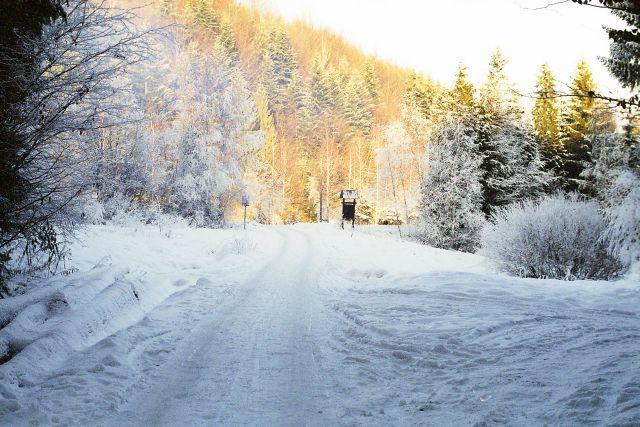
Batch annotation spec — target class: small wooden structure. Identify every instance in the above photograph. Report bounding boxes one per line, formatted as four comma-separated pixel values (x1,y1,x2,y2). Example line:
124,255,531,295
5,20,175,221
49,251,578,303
339,189,358,229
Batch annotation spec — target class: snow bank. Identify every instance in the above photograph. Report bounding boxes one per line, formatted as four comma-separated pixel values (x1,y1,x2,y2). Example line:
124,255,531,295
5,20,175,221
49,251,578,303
0,224,279,417
311,223,640,425
1,223,638,425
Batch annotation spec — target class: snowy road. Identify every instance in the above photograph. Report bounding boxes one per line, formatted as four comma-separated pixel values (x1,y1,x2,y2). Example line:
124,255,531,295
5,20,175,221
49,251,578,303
1,224,639,425
116,228,329,425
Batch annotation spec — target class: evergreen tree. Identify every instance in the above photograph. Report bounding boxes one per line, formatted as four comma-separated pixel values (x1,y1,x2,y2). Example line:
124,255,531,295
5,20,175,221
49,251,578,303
291,73,316,140
185,0,219,31
218,18,237,57
418,114,484,252
449,64,475,114
363,59,380,103
599,1,640,93
533,63,561,147
561,60,597,193
404,72,440,121
533,63,564,182
480,50,522,123
308,54,341,134
255,85,277,169
0,0,66,285
260,26,297,116
161,43,263,225
477,50,523,215
341,72,374,136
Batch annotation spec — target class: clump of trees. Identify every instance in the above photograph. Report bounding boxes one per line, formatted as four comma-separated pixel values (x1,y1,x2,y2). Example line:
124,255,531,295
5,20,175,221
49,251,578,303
2,0,639,290
418,0,639,280
0,0,151,292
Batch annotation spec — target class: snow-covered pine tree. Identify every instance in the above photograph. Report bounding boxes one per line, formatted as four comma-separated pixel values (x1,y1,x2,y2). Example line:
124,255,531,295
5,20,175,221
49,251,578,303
341,71,374,136
161,41,264,226
533,63,564,184
90,77,152,219
560,60,597,193
479,50,522,125
448,64,475,114
599,1,640,94
586,124,640,270
291,72,317,141
477,50,544,215
184,0,220,32
259,26,297,117
493,124,549,203
404,72,441,122
218,18,237,58
363,59,380,104
477,53,514,216
417,114,484,252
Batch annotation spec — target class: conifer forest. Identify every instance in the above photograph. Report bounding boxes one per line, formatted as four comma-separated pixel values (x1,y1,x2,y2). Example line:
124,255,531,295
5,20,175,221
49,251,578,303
1,1,639,425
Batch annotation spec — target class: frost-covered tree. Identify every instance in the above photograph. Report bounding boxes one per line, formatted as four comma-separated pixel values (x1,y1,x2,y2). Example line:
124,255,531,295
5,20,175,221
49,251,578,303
218,18,237,58
90,90,153,219
363,59,380,103
603,170,640,270
0,0,65,286
0,0,149,286
341,72,374,136
560,60,598,193
586,128,640,271
477,50,545,215
449,64,476,114
494,125,550,204
533,63,564,180
259,26,297,116
417,115,484,252
377,122,416,225
160,42,264,225
479,50,522,124
184,0,220,31
597,1,640,94
404,72,441,123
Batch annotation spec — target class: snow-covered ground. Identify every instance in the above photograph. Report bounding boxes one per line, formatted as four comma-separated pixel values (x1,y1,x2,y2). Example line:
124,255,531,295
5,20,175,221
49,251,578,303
1,223,639,425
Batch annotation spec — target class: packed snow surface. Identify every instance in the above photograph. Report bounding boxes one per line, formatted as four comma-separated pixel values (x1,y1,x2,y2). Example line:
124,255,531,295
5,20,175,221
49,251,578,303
0,223,639,425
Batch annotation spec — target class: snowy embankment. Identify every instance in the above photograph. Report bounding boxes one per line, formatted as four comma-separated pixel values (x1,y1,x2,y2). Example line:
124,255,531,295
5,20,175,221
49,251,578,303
0,223,638,425
0,223,280,422
315,225,640,425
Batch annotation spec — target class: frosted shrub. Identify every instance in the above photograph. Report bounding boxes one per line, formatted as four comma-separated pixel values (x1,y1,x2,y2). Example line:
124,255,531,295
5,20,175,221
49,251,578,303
481,194,621,280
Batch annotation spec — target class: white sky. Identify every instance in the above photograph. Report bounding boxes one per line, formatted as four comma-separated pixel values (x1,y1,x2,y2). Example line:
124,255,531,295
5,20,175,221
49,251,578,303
245,0,626,97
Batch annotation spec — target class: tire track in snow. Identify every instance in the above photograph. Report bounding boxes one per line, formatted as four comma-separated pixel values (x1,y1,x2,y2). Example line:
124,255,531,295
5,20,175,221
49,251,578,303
114,227,332,426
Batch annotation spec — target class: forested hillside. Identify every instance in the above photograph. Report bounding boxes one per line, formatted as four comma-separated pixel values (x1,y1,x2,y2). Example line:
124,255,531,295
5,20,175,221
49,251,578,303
109,0,623,228
116,0,422,225
1,1,640,423
1,0,638,288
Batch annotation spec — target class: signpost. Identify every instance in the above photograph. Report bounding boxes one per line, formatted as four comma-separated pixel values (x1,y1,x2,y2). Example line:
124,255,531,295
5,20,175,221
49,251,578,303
242,195,250,230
